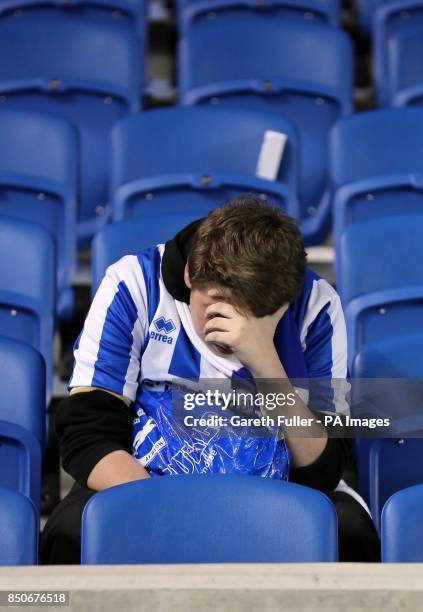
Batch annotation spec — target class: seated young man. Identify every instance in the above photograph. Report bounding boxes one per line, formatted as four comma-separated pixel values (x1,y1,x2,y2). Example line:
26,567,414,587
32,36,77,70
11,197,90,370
40,196,380,563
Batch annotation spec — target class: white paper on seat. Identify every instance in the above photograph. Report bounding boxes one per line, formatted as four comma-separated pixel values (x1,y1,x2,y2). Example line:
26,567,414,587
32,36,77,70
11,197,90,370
256,130,287,181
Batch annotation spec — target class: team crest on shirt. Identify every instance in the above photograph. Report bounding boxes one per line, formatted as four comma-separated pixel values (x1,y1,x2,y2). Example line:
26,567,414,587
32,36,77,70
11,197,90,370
150,316,176,345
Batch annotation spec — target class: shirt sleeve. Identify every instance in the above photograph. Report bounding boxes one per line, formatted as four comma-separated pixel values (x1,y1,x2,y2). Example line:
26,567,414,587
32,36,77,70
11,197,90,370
68,255,148,402
300,277,350,415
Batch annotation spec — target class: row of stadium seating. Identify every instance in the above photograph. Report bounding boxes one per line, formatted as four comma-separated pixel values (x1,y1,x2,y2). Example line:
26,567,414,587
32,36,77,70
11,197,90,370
0,0,410,39
3,474,423,566
0,1,145,247
176,0,423,240
2,0,423,567
178,0,423,108
1,105,422,355
330,104,423,519
3,1,423,253
177,0,423,49
358,0,423,105
3,101,423,313
2,103,423,490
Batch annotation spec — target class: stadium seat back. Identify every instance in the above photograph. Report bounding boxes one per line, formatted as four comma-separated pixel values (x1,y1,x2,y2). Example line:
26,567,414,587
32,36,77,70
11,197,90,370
347,300,422,355
352,333,423,505
352,334,423,434
178,0,340,32
82,475,338,563
353,333,423,380
0,11,141,241
0,306,39,348
336,214,423,360
92,212,203,293
111,107,299,221
0,217,56,399
179,19,353,244
0,436,41,510
0,336,46,509
0,487,38,565
339,190,423,231
337,213,423,304
373,2,423,105
0,338,44,508
388,25,423,106
0,108,77,318
370,438,423,532
331,108,423,240
203,93,337,225
382,483,423,562
0,1,145,29
0,337,45,446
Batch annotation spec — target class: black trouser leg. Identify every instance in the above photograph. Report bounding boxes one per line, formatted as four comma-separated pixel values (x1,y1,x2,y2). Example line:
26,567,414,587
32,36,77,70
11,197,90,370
325,490,381,562
39,482,96,565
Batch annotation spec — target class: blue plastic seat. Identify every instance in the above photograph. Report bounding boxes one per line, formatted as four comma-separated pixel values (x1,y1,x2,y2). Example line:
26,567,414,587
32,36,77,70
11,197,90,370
351,333,423,506
370,438,423,533
93,212,205,293
0,217,56,400
0,487,38,565
81,474,338,563
0,108,77,319
336,214,423,362
331,108,423,244
387,24,423,107
353,333,423,380
0,337,44,510
0,0,147,33
111,107,299,222
179,18,353,245
373,1,423,105
177,0,341,34
0,10,141,242
382,483,423,562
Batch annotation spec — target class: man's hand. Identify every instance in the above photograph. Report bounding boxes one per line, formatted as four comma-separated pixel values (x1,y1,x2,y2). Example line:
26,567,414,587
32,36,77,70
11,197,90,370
203,289,288,376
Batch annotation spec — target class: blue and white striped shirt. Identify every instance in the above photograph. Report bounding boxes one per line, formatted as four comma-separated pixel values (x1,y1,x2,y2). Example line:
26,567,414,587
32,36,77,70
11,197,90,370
69,243,351,484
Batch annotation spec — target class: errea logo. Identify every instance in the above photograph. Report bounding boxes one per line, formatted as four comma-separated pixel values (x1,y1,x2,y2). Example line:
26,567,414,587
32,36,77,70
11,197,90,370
154,316,176,334
150,316,176,345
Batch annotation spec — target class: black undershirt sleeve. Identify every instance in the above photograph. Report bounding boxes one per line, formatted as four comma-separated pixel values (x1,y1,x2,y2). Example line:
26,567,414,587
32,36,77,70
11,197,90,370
55,390,134,487
289,436,354,492
288,411,356,492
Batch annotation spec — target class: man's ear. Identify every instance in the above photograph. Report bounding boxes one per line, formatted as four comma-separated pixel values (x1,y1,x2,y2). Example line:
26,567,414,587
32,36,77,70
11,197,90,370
184,263,192,289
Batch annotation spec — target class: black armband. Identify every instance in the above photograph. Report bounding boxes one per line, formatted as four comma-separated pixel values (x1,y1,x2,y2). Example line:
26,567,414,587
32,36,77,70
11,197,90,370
55,390,134,487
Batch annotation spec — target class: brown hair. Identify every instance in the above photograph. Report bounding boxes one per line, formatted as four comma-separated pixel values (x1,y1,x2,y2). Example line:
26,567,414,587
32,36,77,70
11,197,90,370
187,195,307,316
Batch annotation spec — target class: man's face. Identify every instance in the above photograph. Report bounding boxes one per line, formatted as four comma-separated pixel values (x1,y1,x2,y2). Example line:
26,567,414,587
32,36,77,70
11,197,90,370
184,264,236,357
